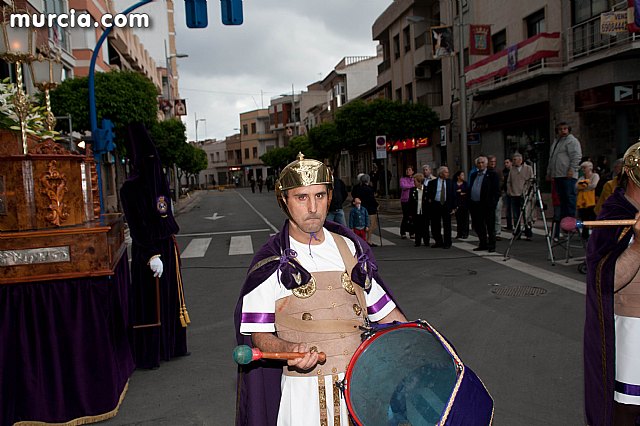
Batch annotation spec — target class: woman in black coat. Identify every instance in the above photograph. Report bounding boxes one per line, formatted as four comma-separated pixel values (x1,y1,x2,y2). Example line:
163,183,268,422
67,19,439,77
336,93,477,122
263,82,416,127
453,170,470,239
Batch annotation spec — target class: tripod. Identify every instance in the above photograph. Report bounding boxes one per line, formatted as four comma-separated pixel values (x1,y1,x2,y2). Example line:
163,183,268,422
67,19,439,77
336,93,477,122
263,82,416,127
503,173,555,265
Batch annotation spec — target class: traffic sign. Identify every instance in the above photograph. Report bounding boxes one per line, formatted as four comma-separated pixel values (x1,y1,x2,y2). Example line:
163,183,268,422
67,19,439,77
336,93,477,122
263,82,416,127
375,135,387,159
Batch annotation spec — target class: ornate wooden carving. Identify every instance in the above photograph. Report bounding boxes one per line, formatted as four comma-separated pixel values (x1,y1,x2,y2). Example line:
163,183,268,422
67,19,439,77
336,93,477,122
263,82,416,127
39,160,69,226
29,138,70,155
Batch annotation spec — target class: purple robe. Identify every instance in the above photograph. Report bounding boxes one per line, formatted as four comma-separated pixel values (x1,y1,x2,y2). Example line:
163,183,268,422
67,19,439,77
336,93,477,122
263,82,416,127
234,220,400,426
585,187,637,425
120,123,188,369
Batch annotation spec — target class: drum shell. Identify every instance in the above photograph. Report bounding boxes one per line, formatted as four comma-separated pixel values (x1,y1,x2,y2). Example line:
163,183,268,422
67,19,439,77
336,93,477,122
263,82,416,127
344,321,493,426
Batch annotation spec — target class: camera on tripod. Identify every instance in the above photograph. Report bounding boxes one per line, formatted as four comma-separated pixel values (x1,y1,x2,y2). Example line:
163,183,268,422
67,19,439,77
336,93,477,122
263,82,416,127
523,176,547,211
526,141,546,163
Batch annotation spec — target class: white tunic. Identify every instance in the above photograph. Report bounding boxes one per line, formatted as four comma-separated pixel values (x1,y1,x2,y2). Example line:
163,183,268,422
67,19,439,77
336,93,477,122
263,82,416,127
614,315,640,404
240,230,396,425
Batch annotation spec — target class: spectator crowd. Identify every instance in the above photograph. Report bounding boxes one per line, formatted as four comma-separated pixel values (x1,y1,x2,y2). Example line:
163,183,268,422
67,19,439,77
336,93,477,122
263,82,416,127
321,122,622,252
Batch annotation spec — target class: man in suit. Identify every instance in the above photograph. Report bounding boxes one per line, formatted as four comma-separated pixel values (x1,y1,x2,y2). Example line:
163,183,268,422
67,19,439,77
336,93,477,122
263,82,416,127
469,156,501,252
427,166,456,249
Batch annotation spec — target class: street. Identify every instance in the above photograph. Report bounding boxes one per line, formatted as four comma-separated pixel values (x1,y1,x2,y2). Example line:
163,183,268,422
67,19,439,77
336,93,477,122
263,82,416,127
105,188,587,425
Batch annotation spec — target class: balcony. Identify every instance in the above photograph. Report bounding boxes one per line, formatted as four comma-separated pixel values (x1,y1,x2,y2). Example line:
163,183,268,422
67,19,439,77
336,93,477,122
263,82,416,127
567,2,640,64
417,91,443,107
465,32,563,93
377,58,391,74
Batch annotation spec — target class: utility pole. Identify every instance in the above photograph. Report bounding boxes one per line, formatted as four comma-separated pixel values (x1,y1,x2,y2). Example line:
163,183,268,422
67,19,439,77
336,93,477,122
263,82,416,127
457,0,468,175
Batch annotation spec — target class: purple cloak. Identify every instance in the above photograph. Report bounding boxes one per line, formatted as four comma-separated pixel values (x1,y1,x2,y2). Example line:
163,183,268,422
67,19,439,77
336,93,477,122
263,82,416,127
233,220,401,426
585,187,637,425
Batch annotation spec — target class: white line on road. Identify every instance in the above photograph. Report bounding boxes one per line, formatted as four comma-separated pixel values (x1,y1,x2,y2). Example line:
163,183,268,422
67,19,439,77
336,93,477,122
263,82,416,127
229,236,254,256
181,238,212,258
176,229,270,238
383,226,401,236
453,241,586,295
384,225,584,293
237,192,279,233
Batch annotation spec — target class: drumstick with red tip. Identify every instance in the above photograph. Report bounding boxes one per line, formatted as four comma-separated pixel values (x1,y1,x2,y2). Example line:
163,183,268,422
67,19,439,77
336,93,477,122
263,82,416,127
560,216,637,232
233,345,327,365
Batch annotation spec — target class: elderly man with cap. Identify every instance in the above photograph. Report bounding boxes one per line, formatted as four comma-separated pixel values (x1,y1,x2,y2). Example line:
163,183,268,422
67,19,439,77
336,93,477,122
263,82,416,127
234,153,406,426
585,141,640,425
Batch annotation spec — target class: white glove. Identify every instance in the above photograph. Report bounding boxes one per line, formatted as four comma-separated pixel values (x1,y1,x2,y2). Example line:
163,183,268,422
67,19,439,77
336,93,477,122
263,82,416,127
149,257,163,278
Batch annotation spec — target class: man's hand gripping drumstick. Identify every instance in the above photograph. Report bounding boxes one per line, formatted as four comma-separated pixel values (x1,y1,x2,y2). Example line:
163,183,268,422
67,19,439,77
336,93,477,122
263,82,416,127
233,344,326,366
249,333,324,370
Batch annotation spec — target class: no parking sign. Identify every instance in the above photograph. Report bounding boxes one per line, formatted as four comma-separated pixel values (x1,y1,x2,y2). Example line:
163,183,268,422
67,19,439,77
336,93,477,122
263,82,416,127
375,135,387,159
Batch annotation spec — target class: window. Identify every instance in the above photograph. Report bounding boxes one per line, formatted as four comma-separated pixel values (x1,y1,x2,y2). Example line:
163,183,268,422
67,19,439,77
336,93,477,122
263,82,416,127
572,0,608,25
492,29,506,53
210,154,214,163
251,122,256,134
393,34,400,59
252,147,258,158
216,152,220,162
526,9,545,37
405,83,413,104
395,87,402,101
403,26,411,52
242,124,248,135
228,151,233,160
244,148,249,159
335,83,346,107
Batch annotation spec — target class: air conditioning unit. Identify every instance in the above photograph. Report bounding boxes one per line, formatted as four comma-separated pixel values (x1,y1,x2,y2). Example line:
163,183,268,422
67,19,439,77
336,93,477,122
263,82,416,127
415,66,431,79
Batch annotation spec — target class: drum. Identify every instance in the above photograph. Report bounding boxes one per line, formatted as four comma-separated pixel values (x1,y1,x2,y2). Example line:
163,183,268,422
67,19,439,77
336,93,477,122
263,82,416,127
343,320,493,426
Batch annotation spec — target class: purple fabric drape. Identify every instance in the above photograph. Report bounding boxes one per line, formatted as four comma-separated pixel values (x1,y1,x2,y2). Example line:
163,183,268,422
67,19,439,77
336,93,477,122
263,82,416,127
584,187,637,426
0,254,134,426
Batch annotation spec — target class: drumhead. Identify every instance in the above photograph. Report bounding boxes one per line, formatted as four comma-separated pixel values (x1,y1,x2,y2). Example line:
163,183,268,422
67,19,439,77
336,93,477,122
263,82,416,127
345,323,458,426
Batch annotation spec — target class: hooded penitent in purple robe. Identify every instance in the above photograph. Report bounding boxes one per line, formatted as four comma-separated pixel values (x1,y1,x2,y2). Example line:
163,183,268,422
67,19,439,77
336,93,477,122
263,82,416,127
233,220,399,426
120,123,188,369
585,187,637,426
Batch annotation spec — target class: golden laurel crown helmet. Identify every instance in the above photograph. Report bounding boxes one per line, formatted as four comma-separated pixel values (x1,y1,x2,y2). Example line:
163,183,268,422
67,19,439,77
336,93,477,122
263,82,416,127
275,152,333,219
624,140,640,188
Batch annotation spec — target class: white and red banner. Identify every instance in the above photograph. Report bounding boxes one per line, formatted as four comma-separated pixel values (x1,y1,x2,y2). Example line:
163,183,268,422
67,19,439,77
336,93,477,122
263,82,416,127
464,32,560,88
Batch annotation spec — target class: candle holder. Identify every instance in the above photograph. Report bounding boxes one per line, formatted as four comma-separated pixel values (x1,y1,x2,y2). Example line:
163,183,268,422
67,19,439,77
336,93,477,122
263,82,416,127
0,8,36,154
30,49,64,133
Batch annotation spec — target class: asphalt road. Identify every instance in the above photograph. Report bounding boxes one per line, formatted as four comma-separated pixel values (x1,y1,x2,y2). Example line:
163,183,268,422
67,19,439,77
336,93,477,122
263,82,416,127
104,187,587,425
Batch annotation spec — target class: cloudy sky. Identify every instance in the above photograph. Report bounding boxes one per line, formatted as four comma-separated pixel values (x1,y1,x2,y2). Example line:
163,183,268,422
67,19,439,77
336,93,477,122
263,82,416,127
163,0,392,141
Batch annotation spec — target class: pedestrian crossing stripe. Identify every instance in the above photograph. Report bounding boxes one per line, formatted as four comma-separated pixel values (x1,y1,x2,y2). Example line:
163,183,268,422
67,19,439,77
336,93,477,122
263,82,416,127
181,238,212,258
229,235,253,256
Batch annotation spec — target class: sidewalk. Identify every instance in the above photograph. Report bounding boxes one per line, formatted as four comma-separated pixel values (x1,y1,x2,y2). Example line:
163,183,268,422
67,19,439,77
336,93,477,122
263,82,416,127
174,190,203,215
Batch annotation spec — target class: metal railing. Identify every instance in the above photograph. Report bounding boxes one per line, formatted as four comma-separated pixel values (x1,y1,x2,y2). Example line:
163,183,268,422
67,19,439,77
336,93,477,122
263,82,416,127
567,2,640,61
470,57,564,92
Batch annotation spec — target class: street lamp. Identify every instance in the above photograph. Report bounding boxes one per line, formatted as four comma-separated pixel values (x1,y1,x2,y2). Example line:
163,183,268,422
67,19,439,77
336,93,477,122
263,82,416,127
0,15,36,154
195,114,206,142
163,40,188,117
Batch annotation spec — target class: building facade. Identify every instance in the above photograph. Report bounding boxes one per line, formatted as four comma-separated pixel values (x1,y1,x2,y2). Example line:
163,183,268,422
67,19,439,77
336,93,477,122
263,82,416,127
371,0,640,184
465,0,640,182
239,108,277,181
196,138,228,187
